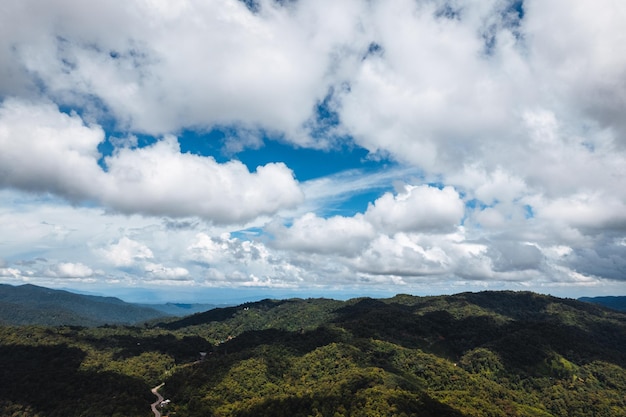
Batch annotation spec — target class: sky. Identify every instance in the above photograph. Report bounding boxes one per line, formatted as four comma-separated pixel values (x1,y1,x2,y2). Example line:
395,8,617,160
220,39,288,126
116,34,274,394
1,0,625,303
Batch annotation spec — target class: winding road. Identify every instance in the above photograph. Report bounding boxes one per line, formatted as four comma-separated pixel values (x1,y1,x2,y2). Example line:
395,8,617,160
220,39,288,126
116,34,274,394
150,383,165,417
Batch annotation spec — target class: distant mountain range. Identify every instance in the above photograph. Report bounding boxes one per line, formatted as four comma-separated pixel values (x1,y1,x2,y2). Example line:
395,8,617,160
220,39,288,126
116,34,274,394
0,283,169,326
138,302,224,316
579,295,626,312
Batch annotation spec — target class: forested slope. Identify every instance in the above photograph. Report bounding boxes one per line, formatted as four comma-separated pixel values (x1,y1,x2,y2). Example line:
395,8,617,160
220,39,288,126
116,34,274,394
0,284,166,326
159,292,626,416
0,291,625,416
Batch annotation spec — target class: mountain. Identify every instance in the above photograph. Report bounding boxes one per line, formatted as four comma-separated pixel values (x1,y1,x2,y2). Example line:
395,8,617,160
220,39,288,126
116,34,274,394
0,283,167,326
156,292,626,417
579,295,626,312
138,302,224,316
1,291,625,416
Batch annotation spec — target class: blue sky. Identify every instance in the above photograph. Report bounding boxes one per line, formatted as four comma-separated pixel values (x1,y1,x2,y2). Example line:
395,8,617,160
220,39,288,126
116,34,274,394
1,0,625,303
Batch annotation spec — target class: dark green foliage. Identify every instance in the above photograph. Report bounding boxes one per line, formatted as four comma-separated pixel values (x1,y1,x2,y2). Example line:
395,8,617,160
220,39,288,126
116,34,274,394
0,344,152,417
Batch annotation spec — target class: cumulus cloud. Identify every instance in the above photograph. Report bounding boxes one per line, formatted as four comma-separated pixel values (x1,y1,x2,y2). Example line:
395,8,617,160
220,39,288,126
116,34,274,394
0,187,621,297
101,237,154,267
562,236,626,281
187,232,311,288
267,184,485,281
487,242,544,272
339,0,523,170
338,0,626,175
48,262,94,278
350,233,453,278
0,267,21,278
364,185,465,234
145,263,190,281
268,213,375,255
0,99,303,223
0,98,106,199
524,0,626,139
103,136,302,221
0,256,95,283
269,184,464,257
187,233,231,265
0,0,367,140
537,193,626,232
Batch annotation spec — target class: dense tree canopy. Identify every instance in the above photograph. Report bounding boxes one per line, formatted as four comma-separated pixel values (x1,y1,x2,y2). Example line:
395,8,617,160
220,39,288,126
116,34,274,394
1,291,625,416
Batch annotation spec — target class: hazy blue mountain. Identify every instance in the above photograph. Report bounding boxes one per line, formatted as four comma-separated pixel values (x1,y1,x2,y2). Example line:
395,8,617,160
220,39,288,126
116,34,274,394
579,295,626,311
138,302,225,316
0,283,167,326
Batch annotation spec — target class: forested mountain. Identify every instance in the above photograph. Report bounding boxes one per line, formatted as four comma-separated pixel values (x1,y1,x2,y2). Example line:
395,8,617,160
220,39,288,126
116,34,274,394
1,291,625,416
579,295,626,312
0,284,167,326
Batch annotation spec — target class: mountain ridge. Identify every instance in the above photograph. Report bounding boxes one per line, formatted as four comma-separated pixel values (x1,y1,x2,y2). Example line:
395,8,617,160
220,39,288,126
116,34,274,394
0,283,167,326
579,295,626,312
158,291,626,416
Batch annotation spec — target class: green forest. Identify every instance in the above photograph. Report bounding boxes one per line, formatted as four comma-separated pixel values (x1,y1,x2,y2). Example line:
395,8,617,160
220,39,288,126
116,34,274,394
1,291,625,416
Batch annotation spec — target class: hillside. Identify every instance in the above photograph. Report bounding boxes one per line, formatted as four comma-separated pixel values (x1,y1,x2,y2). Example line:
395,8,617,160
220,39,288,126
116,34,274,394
579,295,626,312
158,291,626,417
0,284,167,326
0,291,625,416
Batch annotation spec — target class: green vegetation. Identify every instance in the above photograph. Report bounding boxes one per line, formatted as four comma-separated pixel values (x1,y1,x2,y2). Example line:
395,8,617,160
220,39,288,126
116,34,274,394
1,291,625,416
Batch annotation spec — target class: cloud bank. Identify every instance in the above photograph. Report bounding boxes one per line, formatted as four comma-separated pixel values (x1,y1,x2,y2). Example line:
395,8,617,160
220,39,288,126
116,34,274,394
0,0,625,299
0,99,302,224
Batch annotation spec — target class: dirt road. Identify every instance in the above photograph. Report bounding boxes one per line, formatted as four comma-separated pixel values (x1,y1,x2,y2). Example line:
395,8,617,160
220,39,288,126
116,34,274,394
150,383,165,417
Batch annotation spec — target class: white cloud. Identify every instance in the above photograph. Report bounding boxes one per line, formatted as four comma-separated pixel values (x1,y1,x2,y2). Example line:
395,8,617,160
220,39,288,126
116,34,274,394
297,165,422,216
0,187,620,298
517,109,626,197
0,268,21,278
524,0,626,138
364,185,464,234
268,212,375,255
350,233,452,278
268,184,465,262
472,207,507,230
187,233,231,265
0,98,106,199
103,136,303,222
452,166,528,205
101,237,154,267
538,194,626,232
339,0,522,170
1,0,367,141
144,263,190,280
0,99,303,224
50,262,94,278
